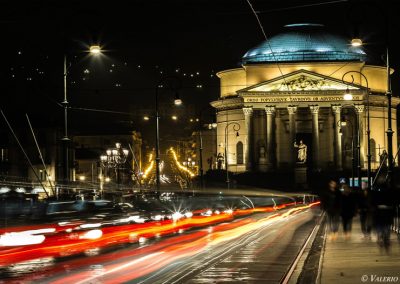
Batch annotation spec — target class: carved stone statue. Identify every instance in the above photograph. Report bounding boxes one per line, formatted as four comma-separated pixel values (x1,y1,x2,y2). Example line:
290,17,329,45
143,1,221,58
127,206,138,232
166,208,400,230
217,152,224,170
259,146,266,158
294,140,307,164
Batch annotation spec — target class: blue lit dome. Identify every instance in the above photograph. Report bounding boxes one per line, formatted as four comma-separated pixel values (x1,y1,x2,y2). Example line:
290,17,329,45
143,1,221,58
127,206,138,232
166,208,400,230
242,24,366,64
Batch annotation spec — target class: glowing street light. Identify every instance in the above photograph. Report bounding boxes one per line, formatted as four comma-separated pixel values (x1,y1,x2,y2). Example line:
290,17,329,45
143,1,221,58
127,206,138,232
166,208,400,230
62,44,102,183
343,88,353,101
351,38,363,47
174,97,183,106
224,122,240,189
350,35,393,186
100,142,129,190
155,77,182,194
89,45,102,55
342,71,370,192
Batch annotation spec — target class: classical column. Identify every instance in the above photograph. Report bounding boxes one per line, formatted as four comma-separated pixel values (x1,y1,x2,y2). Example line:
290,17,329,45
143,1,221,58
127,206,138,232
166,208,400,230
310,105,320,170
258,110,266,150
265,106,276,170
257,110,267,171
243,107,254,170
354,104,365,169
332,105,342,170
287,106,297,167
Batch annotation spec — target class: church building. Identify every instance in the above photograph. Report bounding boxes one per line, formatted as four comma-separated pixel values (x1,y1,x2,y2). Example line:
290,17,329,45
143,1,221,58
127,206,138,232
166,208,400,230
211,24,398,180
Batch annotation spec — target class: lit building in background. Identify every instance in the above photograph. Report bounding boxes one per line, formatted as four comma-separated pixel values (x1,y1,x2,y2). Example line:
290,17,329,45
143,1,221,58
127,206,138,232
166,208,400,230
211,24,398,181
189,128,217,172
74,131,142,187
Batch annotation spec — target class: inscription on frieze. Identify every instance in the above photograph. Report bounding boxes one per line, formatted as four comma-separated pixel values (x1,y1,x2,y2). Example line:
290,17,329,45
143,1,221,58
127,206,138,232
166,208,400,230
244,95,362,103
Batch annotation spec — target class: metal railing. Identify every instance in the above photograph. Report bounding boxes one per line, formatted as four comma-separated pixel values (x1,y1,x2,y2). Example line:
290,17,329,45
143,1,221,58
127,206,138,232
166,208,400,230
365,144,400,235
393,204,400,235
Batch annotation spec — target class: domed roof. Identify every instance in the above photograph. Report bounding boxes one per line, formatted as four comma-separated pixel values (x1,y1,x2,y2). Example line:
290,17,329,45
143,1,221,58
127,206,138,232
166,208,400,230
242,24,366,64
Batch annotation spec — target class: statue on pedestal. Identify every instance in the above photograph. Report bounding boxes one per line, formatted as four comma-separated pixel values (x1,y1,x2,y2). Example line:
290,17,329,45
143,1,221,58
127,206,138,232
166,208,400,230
217,152,224,170
259,146,266,160
294,140,307,164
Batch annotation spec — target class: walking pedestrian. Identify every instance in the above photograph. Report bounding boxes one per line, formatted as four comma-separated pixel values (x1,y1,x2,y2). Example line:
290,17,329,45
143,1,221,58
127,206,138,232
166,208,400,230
340,184,357,240
371,178,395,251
358,188,372,239
321,179,341,240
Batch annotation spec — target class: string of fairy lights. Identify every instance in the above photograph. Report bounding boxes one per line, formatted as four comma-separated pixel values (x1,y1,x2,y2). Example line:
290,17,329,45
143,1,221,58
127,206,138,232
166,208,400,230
168,147,196,178
141,147,196,184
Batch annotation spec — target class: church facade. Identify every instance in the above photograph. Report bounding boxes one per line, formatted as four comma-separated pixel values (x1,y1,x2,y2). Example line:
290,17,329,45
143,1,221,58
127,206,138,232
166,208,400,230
211,24,399,177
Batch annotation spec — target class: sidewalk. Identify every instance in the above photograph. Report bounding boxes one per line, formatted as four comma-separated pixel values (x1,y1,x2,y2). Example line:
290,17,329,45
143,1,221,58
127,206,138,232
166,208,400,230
319,221,400,283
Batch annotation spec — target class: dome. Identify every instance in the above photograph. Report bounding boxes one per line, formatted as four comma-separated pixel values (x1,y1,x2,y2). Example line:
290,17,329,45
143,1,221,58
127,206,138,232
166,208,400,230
242,24,366,64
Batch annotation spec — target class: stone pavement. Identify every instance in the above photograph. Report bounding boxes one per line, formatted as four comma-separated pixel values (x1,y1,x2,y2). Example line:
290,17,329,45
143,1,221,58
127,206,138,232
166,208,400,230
318,221,400,284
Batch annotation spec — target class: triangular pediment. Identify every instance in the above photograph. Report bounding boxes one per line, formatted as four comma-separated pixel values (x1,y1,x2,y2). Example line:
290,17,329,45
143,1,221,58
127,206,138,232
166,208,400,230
239,69,362,93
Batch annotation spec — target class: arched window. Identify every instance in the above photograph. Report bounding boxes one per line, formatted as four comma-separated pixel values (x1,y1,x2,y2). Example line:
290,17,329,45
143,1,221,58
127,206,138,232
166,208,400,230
370,139,376,162
236,142,244,164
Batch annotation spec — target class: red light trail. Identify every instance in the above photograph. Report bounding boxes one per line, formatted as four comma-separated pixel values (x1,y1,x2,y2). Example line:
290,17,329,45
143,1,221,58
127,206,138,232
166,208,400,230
0,201,320,273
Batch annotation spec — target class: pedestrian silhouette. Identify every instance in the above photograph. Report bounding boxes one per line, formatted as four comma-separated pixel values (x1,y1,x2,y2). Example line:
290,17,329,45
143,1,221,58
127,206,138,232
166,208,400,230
371,177,395,251
321,179,341,240
358,188,372,239
340,183,357,240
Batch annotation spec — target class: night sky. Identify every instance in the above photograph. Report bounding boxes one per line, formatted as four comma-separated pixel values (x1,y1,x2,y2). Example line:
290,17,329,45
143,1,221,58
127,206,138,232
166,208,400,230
1,0,399,145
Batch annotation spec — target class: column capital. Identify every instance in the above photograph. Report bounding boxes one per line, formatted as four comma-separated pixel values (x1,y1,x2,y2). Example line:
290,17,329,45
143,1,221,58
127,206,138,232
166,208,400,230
331,105,342,114
287,106,297,115
354,104,365,113
264,106,276,115
309,105,320,114
242,107,253,116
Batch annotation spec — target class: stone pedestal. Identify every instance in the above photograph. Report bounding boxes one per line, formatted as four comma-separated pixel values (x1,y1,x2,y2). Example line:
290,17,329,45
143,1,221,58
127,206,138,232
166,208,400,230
258,146,268,172
258,157,268,172
295,165,307,187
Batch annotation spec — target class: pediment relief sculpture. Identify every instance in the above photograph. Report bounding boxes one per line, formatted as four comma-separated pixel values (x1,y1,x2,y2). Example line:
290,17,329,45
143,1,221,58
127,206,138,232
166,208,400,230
240,71,360,93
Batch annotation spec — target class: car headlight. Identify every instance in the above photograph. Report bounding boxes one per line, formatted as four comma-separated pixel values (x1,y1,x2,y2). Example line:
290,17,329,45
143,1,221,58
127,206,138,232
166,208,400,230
151,214,164,221
184,212,193,218
79,229,103,240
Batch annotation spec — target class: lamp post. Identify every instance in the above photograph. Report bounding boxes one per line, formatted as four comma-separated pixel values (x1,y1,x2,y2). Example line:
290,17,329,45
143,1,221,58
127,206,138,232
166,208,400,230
198,130,204,188
193,107,216,189
183,158,195,188
342,71,370,192
155,78,182,194
350,3,393,188
100,142,129,190
62,54,69,183
198,122,218,188
62,45,102,183
224,122,240,189
385,49,394,185
338,119,355,188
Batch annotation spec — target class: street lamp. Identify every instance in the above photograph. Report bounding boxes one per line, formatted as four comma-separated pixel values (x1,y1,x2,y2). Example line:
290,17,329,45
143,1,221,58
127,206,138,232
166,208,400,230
155,78,182,194
62,45,102,183
197,122,218,189
224,122,240,189
100,142,129,190
338,119,355,188
384,49,394,184
192,107,216,189
351,26,393,186
198,128,204,188
342,71,370,192
183,158,196,188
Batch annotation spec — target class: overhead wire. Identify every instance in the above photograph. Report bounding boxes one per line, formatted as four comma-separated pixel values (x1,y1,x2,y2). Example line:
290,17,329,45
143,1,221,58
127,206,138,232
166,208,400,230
245,0,359,92
245,0,290,92
256,0,348,14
